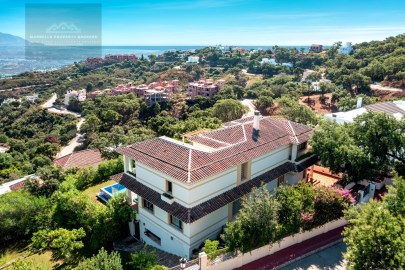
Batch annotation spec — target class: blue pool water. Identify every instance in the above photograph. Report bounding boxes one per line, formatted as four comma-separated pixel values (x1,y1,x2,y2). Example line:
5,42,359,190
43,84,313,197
103,183,126,195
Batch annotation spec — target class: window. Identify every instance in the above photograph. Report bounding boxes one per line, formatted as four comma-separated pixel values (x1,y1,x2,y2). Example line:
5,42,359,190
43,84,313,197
142,199,154,213
277,175,285,186
129,159,136,175
241,162,248,181
144,229,161,245
169,215,183,230
166,181,172,193
298,142,307,152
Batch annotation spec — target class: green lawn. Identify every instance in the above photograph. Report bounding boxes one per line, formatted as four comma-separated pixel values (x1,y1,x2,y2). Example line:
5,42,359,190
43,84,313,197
81,179,116,203
0,248,61,270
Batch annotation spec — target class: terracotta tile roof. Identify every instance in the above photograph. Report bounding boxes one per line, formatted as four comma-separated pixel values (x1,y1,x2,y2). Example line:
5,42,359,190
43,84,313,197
117,117,312,183
9,181,26,191
111,156,317,223
53,149,105,169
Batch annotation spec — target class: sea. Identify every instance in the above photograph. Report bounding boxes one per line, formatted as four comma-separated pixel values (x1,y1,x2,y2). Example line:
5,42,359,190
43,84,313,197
0,45,328,77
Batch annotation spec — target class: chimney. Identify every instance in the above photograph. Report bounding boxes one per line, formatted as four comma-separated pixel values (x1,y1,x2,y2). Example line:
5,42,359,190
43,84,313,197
253,111,261,131
356,97,363,108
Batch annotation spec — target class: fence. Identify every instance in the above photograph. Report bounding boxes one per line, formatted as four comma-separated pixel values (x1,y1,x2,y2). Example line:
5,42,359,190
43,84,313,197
199,218,347,270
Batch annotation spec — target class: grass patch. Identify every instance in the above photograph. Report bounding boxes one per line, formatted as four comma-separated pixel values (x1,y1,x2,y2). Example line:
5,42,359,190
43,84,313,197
81,179,116,203
0,246,61,270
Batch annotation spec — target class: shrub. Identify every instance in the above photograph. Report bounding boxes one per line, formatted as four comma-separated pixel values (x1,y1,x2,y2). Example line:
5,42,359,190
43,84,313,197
127,246,158,270
203,239,219,259
75,247,123,270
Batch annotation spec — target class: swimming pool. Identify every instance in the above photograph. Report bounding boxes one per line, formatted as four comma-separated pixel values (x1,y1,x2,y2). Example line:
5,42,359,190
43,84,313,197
97,183,126,202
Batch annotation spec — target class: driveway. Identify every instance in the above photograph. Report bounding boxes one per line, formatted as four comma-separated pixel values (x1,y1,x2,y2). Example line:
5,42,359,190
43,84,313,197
370,84,403,92
41,93,57,108
240,98,256,117
280,242,346,270
56,118,85,158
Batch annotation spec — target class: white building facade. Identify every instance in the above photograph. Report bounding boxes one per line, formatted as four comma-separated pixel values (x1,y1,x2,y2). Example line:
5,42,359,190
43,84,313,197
112,113,315,259
64,89,86,106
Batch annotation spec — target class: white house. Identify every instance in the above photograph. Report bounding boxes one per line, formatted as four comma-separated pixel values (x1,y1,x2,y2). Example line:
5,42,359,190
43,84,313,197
301,69,316,82
64,89,86,106
111,112,316,259
260,58,277,65
311,79,332,91
324,100,405,124
187,56,200,63
338,42,353,55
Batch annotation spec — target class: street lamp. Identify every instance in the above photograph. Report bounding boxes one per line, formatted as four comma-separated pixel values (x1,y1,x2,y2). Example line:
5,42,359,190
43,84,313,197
179,257,187,269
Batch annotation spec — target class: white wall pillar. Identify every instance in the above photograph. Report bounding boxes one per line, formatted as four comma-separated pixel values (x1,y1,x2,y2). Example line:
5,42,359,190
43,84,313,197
291,144,298,161
123,155,129,173
199,252,208,270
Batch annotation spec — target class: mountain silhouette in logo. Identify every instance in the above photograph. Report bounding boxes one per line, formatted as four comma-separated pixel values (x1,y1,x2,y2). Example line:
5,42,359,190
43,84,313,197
46,22,82,34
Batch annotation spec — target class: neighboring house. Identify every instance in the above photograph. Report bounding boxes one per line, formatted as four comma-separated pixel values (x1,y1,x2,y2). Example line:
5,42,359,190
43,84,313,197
338,42,353,55
111,112,316,259
64,89,86,106
187,79,225,100
311,79,332,91
143,89,170,107
53,149,105,169
187,56,200,63
301,69,316,82
260,58,277,65
324,100,405,123
310,44,323,53
0,174,37,195
1,93,38,106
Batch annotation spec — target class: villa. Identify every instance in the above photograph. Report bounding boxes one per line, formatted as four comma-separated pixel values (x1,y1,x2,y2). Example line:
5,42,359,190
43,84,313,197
338,42,354,55
64,89,86,106
187,79,225,100
187,56,200,63
310,44,323,53
111,112,316,259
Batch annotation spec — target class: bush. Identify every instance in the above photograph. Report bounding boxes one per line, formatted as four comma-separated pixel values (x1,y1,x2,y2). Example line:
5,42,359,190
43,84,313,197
203,239,219,259
127,246,158,270
75,247,123,270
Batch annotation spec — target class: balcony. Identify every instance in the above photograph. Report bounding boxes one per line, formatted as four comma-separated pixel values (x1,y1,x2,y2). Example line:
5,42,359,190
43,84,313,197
161,192,175,204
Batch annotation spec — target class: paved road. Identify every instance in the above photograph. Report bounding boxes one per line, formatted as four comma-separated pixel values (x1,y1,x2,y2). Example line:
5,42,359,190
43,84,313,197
41,93,57,108
240,98,256,117
56,118,85,158
280,242,346,270
41,93,85,158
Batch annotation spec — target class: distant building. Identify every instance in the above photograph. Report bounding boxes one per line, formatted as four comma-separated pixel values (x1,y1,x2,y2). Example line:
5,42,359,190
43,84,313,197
311,79,332,91
324,100,405,124
112,83,136,96
143,89,170,107
282,62,293,68
64,89,86,106
54,149,105,170
84,57,104,68
105,54,138,63
1,93,38,106
338,42,353,55
301,69,316,82
260,58,277,65
187,79,226,100
187,56,200,63
310,44,323,53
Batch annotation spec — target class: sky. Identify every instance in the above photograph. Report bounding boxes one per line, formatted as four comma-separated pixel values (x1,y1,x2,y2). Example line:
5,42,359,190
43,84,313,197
0,0,404,46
